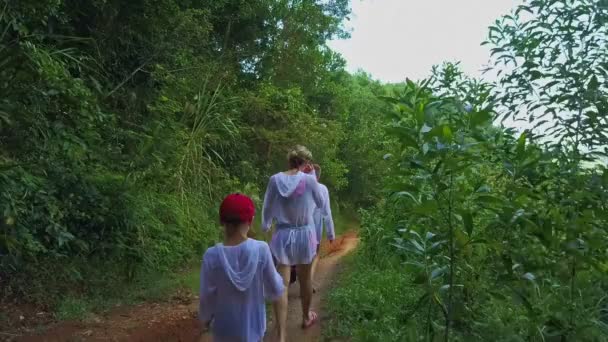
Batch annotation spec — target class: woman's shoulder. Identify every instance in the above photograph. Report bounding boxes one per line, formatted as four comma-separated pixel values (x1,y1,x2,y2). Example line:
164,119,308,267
268,172,282,183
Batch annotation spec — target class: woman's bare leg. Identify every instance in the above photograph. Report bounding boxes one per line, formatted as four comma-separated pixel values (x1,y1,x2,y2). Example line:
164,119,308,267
273,264,291,342
295,262,314,325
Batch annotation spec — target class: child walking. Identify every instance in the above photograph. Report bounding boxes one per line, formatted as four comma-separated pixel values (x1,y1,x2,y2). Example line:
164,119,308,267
199,193,286,342
310,164,335,292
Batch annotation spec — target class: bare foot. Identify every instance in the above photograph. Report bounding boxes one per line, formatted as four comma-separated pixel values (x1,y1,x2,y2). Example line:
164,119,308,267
301,311,318,329
275,326,286,342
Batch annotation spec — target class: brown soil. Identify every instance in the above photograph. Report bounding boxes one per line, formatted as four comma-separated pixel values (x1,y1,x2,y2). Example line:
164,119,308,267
5,232,359,342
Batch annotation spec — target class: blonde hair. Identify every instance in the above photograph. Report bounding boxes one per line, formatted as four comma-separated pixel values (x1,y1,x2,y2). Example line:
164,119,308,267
287,145,313,169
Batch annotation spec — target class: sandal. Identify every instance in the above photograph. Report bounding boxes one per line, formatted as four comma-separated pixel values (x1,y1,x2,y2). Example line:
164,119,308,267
302,311,318,329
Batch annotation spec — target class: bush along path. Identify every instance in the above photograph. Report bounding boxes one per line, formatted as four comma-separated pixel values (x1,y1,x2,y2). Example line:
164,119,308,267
9,230,359,342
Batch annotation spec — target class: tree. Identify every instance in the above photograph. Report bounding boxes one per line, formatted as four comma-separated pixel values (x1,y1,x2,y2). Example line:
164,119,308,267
486,0,608,157
484,1,608,338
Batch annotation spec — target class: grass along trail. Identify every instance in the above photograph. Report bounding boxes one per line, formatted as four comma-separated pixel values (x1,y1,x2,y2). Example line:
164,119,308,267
10,230,359,342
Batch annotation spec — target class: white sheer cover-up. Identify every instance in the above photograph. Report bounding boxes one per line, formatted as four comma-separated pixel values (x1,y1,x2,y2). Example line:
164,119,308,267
261,171,324,265
199,239,285,342
313,183,335,242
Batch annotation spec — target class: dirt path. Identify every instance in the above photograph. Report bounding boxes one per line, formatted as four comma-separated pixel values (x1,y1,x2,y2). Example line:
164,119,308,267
10,231,358,342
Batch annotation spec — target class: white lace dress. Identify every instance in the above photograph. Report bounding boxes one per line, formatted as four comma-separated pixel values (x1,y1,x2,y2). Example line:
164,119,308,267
261,171,324,265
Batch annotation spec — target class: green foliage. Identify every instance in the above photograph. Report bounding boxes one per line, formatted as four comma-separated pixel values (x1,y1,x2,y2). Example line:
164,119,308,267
327,2,608,340
49,265,201,321
0,0,363,312
326,252,421,342
338,72,398,206
329,54,608,342
486,0,608,155
56,297,92,321
8,1,608,341
381,66,500,341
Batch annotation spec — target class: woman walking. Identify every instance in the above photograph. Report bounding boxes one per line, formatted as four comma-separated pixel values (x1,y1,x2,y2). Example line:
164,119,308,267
262,145,324,342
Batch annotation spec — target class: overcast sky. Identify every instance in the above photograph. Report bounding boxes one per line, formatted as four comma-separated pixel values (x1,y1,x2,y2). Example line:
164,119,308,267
328,0,521,83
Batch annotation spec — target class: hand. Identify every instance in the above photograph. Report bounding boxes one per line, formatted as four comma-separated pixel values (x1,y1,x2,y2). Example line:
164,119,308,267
198,332,212,342
302,163,314,174
199,323,212,342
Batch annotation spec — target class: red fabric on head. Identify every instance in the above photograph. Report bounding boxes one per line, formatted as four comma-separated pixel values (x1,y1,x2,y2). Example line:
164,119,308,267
219,193,255,224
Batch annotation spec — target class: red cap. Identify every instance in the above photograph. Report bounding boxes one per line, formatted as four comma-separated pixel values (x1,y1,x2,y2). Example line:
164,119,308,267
219,193,255,224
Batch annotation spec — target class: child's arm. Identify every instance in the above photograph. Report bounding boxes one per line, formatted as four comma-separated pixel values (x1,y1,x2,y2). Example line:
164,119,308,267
261,177,276,233
309,175,324,210
262,244,285,300
322,186,335,241
198,253,216,327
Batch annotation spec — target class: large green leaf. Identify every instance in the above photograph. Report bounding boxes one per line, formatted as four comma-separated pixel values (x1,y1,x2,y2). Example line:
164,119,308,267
430,266,448,280
516,132,527,158
442,125,454,142
425,124,454,143
411,200,439,215
386,126,419,149
474,194,505,207
461,210,474,236
469,110,494,127
588,75,599,92
393,191,419,204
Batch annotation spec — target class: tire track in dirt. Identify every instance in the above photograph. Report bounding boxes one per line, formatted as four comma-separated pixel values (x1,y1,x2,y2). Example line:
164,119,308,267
10,231,358,342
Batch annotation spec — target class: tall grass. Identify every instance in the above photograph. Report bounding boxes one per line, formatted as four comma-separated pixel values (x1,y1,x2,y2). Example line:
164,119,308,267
176,81,238,203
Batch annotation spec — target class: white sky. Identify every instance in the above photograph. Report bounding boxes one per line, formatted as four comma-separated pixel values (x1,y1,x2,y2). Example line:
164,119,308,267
328,0,522,83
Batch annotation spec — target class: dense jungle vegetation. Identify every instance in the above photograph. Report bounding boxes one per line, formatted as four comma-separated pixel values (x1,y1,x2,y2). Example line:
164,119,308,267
328,1,608,341
0,0,386,311
2,0,608,341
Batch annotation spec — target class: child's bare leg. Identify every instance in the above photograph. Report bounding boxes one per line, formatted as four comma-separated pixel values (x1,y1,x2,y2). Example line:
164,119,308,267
273,264,290,342
296,263,314,324
310,245,320,290
310,255,319,282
